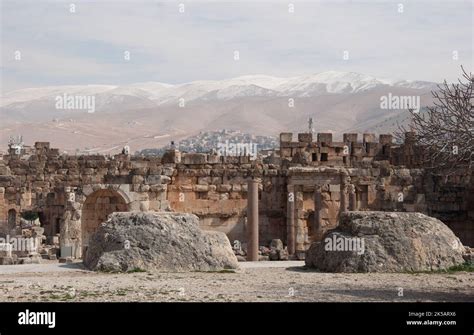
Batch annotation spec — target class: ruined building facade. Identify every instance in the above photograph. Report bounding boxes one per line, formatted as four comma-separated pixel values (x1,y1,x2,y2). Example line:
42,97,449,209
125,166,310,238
0,132,472,259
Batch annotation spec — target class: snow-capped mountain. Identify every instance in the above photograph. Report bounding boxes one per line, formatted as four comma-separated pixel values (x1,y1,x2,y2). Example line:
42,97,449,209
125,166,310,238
0,71,438,153
1,71,437,111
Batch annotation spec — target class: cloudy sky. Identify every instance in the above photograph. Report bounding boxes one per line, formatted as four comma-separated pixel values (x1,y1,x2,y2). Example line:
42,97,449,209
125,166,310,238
1,0,472,92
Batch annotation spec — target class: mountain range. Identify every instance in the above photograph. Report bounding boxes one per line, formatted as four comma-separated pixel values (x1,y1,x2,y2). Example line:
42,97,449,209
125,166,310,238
0,71,438,153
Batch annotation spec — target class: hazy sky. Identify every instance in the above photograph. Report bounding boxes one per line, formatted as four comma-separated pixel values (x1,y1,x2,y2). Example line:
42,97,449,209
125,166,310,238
1,0,472,92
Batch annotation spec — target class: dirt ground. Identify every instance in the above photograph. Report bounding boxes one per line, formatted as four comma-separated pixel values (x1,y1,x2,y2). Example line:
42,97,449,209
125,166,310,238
0,261,472,302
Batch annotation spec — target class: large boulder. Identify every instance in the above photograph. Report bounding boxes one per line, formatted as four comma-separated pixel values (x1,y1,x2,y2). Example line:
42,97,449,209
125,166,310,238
305,211,465,272
84,212,239,272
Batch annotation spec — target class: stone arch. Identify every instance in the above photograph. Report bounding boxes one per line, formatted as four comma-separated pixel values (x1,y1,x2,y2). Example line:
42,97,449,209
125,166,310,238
81,189,129,252
7,209,16,231
82,184,132,203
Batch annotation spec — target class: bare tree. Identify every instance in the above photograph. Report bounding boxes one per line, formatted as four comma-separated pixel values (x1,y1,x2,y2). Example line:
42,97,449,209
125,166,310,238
397,66,473,172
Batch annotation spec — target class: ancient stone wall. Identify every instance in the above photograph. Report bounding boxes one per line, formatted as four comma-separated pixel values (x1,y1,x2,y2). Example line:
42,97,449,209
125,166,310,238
0,132,471,260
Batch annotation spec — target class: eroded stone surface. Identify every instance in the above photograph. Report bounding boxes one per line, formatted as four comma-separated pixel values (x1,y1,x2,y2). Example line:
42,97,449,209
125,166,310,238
306,211,465,272
84,212,239,272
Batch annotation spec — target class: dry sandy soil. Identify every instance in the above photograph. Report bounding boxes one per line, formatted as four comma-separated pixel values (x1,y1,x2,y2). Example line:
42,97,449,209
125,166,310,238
0,261,472,302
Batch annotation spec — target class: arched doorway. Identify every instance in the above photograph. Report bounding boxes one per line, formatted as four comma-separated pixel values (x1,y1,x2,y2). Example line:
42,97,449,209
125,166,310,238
81,189,128,253
7,209,17,231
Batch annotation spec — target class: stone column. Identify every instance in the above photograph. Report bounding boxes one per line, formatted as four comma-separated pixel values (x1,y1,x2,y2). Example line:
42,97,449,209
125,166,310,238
340,184,348,214
348,184,357,211
246,179,259,261
295,189,305,257
340,172,349,214
287,184,295,256
60,188,82,259
314,185,323,238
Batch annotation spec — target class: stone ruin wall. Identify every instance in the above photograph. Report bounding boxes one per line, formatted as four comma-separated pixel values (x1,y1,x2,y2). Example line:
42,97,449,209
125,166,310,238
0,142,288,257
0,132,472,260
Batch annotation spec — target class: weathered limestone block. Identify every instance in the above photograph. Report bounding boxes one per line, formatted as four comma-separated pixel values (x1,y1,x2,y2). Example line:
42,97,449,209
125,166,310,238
149,166,162,175
195,169,211,177
280,132,293,143
229,192,242,199
232,184,242,192
162,167,175,177
139,201,149,211
207,155,220,164
306,212,465,272
182,153,207,165
270,239,284,250
130,161,149,169
0,175,14,184
175,175,195,185
0,165,11,175
132,175,144,184
193,185,209,192
210,169,224,177
211,177,222,184
219,193,229,200
179,185,193,192
145,175,170,185
217,184,232,192
65,160,78,168
207,192,219,201
298,133,312,143
363,133,376,143
84,212,239,272
343,133,358,143
318,133,333,144
132,167,148,175
178,168,194,176
140,185,150,192
150,184,167,192
198,177,211,185
32,181,48,189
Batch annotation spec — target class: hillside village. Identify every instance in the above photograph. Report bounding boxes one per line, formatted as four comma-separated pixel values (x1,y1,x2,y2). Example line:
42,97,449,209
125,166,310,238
137,129,278,156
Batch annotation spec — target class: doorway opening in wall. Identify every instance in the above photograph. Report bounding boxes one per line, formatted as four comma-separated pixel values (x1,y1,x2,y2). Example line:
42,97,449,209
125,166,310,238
81,189,128,258
7,208,16,231
307,211,315,242
55,218,61,235
321,153,328,161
